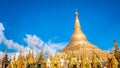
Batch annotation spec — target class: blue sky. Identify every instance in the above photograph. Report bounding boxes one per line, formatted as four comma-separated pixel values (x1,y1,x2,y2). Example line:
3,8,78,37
0,0,120,54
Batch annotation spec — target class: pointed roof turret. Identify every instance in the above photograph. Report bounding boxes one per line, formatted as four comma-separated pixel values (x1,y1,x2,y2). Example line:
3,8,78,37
17,48,23,61
19,48,22,57
32,48,34,58
27,49,31,57
114,40,119,51
13,53,16,61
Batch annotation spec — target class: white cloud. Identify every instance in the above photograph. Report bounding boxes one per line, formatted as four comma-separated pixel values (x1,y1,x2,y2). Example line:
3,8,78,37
0,23,5,44
3,39,24,51
0,23,5,31
24,34,44,47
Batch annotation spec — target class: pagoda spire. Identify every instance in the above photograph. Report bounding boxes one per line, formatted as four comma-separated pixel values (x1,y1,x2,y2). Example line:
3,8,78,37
74,10,82,34
70,11,87,41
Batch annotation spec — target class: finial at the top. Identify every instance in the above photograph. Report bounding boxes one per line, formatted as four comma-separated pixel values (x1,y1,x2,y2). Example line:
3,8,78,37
75,9,78,15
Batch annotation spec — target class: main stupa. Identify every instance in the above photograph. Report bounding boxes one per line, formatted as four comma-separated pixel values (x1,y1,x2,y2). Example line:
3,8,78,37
61,11,109,60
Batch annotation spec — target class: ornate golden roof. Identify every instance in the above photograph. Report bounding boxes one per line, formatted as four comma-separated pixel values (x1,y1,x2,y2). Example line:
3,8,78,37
61,11,109,60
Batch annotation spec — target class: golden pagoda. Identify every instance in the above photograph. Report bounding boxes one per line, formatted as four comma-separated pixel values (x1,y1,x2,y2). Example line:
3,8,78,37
61,11,108,59
56,11,110,68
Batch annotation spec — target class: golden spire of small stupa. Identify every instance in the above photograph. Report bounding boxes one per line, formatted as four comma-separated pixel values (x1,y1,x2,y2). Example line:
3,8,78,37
13,53,16,61
19,48,22,57
28,49,31,57
32,48,34,57
18,48,23,60
114,40,119,51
